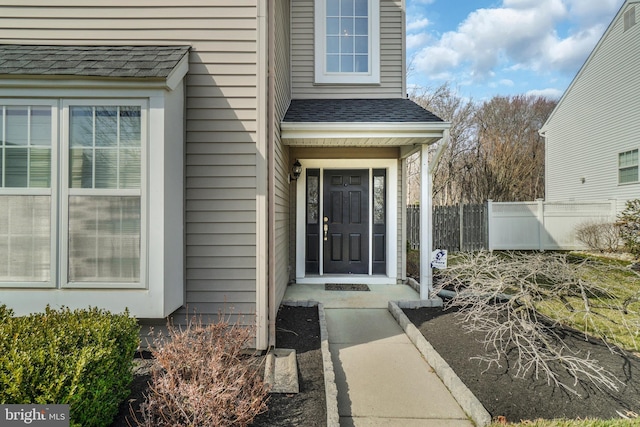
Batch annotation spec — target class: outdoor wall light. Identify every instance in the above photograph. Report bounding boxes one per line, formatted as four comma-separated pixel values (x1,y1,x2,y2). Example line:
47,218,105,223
291,160,302,180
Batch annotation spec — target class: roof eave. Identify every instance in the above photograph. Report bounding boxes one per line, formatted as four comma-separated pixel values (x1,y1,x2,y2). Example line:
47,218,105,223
281,121,451,141
0,75,178,91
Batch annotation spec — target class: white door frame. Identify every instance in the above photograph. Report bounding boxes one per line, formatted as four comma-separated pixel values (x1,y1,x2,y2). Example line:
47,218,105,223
295,158,398,284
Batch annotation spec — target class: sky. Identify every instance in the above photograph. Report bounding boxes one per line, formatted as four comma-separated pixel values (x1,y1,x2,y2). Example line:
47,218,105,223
405,0,627,101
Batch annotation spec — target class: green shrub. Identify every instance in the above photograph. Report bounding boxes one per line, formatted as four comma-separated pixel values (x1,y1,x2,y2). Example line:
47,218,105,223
0,305,140,427
616,199,640,258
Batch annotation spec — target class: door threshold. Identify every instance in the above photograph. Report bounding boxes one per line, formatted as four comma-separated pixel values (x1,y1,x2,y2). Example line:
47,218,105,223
294,276,396,285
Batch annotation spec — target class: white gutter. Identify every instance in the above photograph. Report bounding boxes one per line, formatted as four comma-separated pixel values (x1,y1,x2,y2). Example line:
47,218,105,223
281,121,450,140
428,128,449,174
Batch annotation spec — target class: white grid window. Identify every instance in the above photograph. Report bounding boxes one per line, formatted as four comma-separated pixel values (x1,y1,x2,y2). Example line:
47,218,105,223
619,149,639,184
315,0,380,84
0,104,54,284
0,99,146,288
65,103,143,284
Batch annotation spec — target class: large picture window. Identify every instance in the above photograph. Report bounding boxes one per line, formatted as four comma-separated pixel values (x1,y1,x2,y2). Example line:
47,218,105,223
0,99,146,288
315,0,380,84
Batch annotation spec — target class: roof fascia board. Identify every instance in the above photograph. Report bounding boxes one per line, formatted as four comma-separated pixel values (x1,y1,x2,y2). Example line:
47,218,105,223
281,121,451,140
0,77,174,91
166,52,190,91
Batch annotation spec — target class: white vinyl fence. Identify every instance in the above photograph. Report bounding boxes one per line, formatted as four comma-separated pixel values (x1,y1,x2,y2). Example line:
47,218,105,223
488,200,617,251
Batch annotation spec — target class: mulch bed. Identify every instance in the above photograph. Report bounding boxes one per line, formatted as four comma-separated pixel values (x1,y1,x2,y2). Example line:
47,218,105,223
403,306,640,423
252,305,326,426
110,305,326,427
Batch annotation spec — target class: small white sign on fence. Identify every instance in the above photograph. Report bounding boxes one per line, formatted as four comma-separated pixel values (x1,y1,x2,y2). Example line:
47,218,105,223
431,249,447,269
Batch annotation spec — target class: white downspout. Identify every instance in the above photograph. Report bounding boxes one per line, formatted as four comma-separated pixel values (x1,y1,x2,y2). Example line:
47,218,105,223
255,0,269,351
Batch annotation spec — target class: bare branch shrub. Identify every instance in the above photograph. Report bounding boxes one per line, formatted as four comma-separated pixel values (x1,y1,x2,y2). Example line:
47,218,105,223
434,251,640,395
135,315,268,427
575,221,620,253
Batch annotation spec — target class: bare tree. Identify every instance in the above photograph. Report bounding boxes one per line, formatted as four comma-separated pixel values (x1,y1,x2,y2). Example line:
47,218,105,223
409,83,477,205
407,89,555,205
462,95,556,203
433,251,640,394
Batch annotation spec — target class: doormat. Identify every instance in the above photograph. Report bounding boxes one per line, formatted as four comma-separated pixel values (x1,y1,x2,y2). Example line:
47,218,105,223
325,283,370,291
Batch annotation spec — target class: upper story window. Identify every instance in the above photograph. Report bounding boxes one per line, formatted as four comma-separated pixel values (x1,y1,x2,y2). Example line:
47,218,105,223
315,0,380,84
619,149,638,184
624,6,636,32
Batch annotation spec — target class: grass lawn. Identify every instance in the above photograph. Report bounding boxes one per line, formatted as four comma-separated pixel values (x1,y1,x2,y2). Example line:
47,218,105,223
535,252,640,353
490,419,640,427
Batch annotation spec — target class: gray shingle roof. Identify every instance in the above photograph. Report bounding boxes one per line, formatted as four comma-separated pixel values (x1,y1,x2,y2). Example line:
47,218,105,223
0,45,190,79
283,98,444,123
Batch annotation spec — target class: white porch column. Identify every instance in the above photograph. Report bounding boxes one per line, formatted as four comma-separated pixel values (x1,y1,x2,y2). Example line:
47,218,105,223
419,143,432,299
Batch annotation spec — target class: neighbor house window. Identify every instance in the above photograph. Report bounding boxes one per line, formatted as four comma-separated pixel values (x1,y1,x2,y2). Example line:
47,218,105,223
315,0,380,84
0,99,146,288
619,149,638,184
624,6,636,31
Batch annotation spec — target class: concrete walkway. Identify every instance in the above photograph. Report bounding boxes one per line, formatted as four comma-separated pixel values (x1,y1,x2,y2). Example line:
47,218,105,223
283,284,474,426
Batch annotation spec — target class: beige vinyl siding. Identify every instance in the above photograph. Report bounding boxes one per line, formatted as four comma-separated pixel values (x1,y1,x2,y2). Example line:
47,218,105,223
544,2,640,213
0,0,261,321
291,0,404,99
273,0,292,313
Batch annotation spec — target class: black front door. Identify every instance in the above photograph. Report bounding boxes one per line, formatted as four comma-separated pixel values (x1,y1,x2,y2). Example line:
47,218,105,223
323,169,369,274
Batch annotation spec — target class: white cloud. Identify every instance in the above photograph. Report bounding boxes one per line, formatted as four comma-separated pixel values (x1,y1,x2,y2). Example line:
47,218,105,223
526,88,564,99
407,17,430,31
407,32,431,49
565,0,622,26
544,24,608,73
410,0,623,84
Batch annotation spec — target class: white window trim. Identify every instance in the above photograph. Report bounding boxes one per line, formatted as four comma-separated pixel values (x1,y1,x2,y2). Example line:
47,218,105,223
618,148,639,185
60,99,148,289
0,84,184,318
0,99,58,288
314,0,381,84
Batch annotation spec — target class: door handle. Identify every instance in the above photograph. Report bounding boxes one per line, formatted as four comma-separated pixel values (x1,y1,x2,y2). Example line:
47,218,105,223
323,216,329,241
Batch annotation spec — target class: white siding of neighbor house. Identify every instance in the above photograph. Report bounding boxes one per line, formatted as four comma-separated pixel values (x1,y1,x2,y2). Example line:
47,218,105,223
0,0,262,323
291,0,405,99
543,1,640,213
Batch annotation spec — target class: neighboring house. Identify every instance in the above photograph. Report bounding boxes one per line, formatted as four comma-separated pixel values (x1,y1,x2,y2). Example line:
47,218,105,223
540,0,639,213
0,0,448,350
